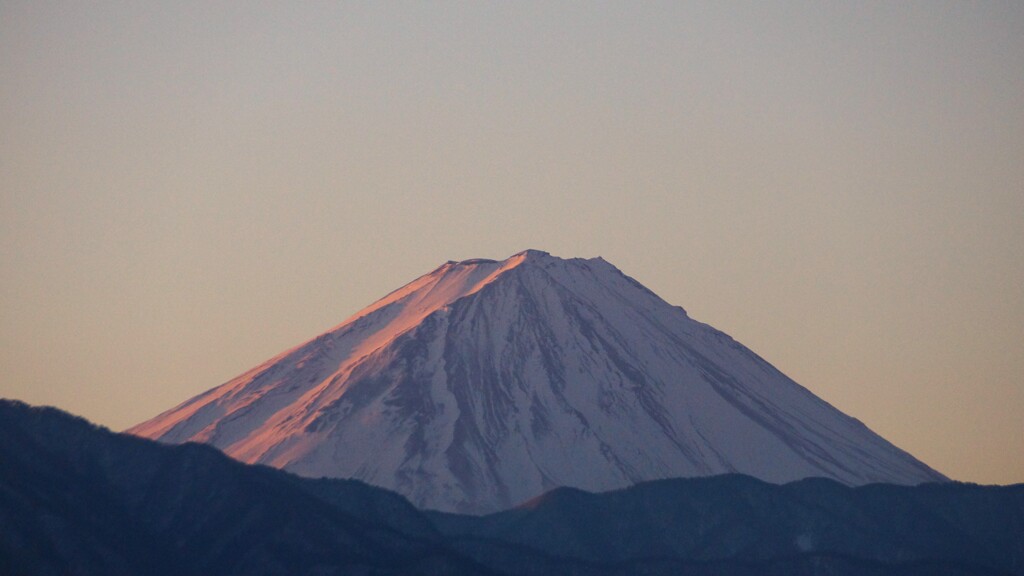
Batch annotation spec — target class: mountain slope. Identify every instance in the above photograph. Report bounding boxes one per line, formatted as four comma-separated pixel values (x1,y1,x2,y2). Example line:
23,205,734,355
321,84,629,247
2,400,1014,576
130,249,945,513
0,399,486,576
429,475,1024,574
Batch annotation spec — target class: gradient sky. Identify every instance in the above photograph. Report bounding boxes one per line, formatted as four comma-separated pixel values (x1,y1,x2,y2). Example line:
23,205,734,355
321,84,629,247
2,1,1022,485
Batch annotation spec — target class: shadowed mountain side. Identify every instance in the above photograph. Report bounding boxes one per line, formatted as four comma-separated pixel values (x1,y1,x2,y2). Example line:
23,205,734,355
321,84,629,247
444,537,1013,576
0,400,486,576
428,474,1024,575
1,400,1015,576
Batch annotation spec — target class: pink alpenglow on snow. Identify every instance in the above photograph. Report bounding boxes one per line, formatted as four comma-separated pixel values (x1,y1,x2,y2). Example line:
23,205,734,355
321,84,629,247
129,250,947,513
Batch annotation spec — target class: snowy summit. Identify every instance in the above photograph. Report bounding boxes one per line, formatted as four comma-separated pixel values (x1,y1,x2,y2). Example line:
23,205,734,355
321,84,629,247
130,250,946,513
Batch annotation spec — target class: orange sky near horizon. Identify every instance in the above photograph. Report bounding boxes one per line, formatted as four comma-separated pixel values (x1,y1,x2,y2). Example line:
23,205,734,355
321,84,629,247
1,2,1022,485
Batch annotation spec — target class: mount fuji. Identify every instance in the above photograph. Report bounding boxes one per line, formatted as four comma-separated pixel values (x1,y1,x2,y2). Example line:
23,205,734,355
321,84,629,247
129,250,945,513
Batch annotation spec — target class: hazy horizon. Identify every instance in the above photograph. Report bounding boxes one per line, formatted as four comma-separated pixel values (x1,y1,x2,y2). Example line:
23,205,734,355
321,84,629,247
2,2,1022,485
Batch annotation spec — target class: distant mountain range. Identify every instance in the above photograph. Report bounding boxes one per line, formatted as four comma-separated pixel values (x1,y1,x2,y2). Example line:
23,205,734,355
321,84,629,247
3,400,1021,575
130,250,944,513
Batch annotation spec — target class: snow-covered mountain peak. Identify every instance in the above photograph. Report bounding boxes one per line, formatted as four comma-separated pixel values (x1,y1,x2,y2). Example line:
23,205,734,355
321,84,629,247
130,250,946,513
351,250,618,328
